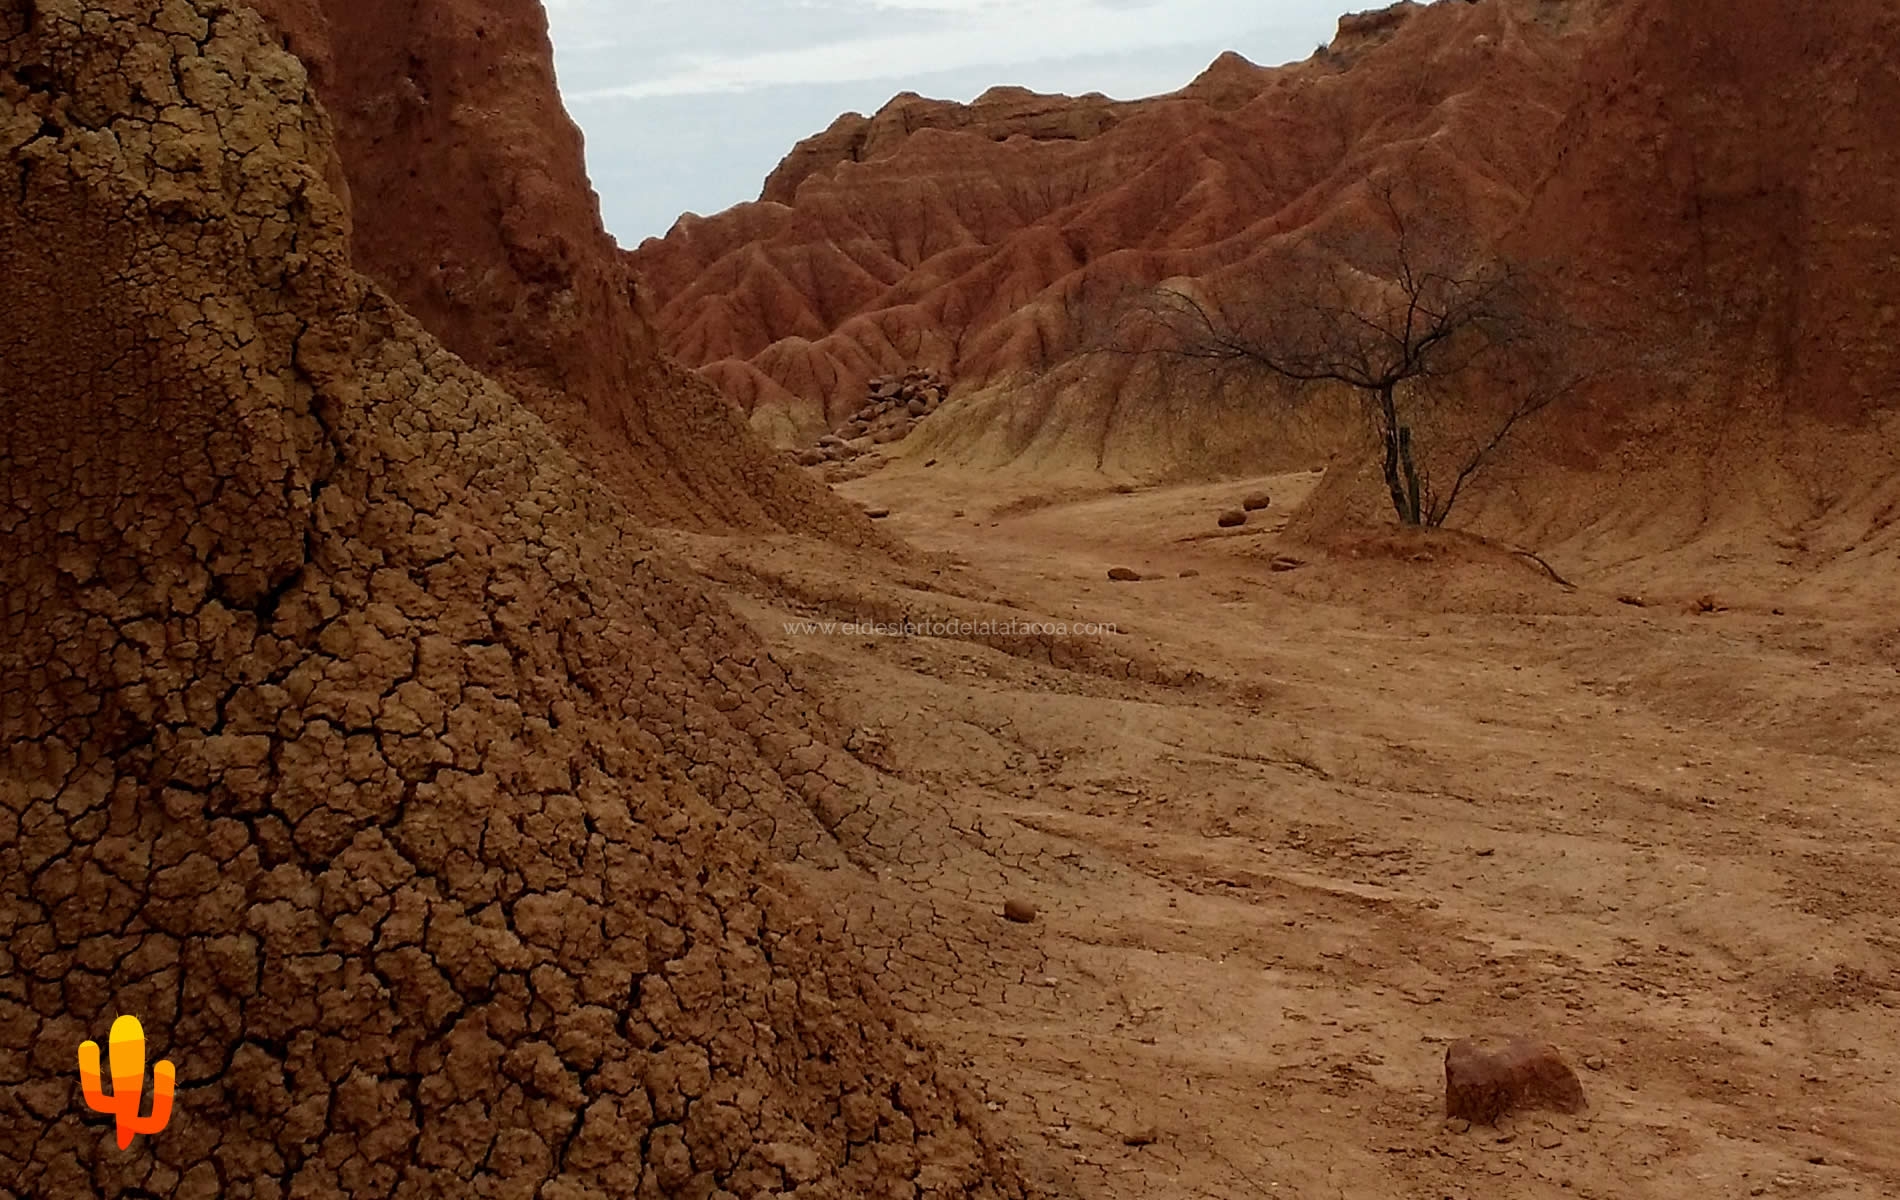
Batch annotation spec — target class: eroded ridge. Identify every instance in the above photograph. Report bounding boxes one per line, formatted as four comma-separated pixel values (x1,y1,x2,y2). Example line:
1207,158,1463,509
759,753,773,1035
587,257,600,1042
0,3,1022,1196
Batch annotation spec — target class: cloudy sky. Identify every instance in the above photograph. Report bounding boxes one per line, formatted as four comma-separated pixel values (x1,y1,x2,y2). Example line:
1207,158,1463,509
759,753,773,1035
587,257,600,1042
545,0,1348,248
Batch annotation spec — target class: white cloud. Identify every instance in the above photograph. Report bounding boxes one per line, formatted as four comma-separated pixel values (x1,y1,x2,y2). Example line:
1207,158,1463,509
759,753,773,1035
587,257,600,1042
565,0,1292,101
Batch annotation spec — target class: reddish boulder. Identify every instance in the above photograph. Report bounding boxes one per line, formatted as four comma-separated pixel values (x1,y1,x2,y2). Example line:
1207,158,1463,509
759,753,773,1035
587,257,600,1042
1107,567,1143,582
1444,1037,1587,1125
1242,492,1272,511
1217,510,1248,528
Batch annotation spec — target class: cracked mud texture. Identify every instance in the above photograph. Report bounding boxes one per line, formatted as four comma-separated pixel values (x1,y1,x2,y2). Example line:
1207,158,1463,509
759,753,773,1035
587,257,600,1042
0,3,1023,1196
239,0,886,545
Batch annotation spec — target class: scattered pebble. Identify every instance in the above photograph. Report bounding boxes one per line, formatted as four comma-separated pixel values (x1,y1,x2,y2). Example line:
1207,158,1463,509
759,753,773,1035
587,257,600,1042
1003,898,1039,924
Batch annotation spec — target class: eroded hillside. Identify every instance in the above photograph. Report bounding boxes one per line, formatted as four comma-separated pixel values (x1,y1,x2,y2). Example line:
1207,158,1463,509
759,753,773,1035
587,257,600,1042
627,0,1603,453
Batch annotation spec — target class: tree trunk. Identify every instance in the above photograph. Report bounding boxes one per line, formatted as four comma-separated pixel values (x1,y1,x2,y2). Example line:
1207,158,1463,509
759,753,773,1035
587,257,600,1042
1399,425,1423,526
1377,385,1417,524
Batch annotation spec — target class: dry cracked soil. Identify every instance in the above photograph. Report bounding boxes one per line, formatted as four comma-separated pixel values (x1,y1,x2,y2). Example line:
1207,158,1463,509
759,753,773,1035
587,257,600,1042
674,462,1900,1200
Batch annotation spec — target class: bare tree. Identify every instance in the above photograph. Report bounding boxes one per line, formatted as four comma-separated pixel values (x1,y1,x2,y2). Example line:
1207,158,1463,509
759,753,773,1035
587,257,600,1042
1089,179,1591,528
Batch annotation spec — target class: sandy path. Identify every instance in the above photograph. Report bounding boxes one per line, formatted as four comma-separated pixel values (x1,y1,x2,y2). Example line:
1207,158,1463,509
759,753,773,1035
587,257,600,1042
705,465,1900,1199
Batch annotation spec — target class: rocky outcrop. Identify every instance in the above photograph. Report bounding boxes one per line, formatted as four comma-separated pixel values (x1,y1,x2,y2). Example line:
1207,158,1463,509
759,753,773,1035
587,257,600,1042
244,0,878,541
0,3,1017,1195
796,366,950,469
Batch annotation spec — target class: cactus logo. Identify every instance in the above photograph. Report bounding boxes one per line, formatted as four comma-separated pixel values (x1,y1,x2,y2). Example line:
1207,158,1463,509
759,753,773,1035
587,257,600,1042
78,1016,175,1149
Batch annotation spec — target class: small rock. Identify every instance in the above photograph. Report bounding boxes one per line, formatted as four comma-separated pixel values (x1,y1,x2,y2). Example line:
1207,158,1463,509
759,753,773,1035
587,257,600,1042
1121,1126,1159,1147
864,508,891,519
1536,1130,1563,1149
1242,492,1272,512
795,449,826,466
1583,1055,1605,1071
1444,1117,1471,1134
1499,987,1522,1001
1002,898,1038,924
1107,567,1143,582
925,458,938,467
1269,555,1303,572
1444,1036,1588,1125
1178,569,1201,578
907,398,928,417
1217,510,1248,528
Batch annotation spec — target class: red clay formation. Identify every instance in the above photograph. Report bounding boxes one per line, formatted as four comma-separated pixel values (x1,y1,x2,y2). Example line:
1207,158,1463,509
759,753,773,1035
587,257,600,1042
628,0,1591,457
1444,1037,1589,1126
243,0,884,544
0,4,1017,1196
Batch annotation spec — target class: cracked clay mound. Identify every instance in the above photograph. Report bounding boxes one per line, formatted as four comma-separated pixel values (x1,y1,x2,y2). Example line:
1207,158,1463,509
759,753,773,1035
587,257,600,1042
239,0,879,544
0,3,1020,1197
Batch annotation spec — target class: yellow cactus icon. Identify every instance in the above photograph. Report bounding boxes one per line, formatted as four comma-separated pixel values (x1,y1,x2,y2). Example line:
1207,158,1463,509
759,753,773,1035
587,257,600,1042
78,1015,175,1149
